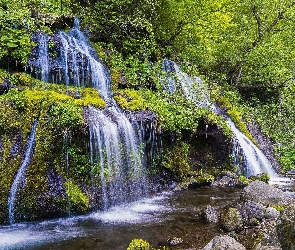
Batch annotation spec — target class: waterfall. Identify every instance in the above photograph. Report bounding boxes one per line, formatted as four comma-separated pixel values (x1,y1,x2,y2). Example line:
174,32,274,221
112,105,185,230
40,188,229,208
88,106,148,209
227,118,277,178
30,18,152,210
162,59,280,181
8,119,39,225
57,19,111,97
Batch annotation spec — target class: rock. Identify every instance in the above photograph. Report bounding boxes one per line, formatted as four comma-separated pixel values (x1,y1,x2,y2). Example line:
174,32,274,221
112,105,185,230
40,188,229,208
167,237,183,246
242,181,293,206
253,219,282,250
221,207,243,232
212,172,245,187
174,175,214,191
243,200,265,221
203,235,246,250
277,203,295,250
0,78,22,95
264,207,280,220
204,205,219,223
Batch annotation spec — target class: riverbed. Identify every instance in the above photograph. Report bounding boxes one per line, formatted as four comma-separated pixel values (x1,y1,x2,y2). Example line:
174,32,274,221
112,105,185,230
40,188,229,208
0,186,243,250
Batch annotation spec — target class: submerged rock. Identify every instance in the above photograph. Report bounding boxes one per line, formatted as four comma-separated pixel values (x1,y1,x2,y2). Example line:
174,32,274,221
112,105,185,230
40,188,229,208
203,235,246,250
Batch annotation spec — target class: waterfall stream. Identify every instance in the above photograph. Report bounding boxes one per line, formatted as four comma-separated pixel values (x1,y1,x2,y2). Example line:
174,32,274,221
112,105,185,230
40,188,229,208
162,59,283,182
8,119,39,225
29,18,152,211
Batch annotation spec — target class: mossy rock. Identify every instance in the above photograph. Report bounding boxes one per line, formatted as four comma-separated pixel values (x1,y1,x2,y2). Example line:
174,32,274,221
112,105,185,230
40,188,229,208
221,207,243,232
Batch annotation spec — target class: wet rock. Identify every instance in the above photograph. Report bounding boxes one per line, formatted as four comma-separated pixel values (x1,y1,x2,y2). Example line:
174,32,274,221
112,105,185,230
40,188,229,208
221,207,243,232
167,237,183,246
0,78,21,95
204,205,219,223
212,172,245,187
203,235,246,250
277,203,295,250
243,200,265,221
174,175,214,191
242,181,293,206
254,219,282,250
264,207,280,220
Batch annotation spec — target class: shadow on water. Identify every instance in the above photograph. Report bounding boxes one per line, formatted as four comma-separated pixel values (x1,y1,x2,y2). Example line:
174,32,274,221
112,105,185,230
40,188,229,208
0,187,242,250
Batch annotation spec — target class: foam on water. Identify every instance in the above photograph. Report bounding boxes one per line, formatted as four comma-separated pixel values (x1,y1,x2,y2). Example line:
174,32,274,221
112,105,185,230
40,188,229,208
91,192,171,224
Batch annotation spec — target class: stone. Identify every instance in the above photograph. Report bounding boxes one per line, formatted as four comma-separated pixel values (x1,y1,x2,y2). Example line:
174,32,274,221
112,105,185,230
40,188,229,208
203,235,246,250
243,200,265,221
242,181,293,206
264,207,280,220
212,172,245,187
167,237,183,246
204,205,219,223
221,207,243,232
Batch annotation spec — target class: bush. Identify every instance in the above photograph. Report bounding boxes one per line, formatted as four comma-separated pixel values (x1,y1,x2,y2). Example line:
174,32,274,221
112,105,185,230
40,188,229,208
127,239,150,250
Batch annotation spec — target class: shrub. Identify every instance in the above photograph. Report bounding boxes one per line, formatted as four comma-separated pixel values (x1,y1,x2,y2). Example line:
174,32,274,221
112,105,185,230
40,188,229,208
127,239,150,250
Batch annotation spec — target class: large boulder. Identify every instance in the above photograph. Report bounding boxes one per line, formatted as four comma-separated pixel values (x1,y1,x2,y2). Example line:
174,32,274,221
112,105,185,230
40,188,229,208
203,235,246,250
277,203,295,250
242,181,293,206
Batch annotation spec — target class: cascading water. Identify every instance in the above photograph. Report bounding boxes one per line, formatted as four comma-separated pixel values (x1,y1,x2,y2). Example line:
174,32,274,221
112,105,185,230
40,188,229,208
162,59,282,182
8,118,39,225
57,19,112,97
31,18,153,210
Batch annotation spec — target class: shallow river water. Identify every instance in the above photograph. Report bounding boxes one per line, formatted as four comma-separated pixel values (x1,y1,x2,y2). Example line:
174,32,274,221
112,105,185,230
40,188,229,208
0,187,242,250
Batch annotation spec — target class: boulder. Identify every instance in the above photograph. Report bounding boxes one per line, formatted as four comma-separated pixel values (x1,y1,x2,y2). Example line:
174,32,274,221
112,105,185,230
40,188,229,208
203,235,246,250
277,203,295,250
204,205,219,223
212,172,245,187
221,207,243,232
242,181,293,206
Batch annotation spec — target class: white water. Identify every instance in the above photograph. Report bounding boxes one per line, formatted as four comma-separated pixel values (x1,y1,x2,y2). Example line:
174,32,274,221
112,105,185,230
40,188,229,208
162,59,289,184
58,19,111,97
8,119,39,225
0,192,171,250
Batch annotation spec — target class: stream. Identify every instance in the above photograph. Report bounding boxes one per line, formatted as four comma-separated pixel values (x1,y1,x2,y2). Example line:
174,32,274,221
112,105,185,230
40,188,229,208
0,187,242,250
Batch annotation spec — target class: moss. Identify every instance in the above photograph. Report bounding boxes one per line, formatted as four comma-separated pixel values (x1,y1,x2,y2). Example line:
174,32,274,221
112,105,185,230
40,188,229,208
64,180,89,213
162,141,191,181
238,175,249,186
249,173,270,184
127,239,150,250
114,89,146,111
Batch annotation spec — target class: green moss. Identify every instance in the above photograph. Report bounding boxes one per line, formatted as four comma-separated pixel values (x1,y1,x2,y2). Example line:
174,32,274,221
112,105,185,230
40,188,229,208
162,141,191,181
249,173,270,184
77,88,106,108
127,239,150,250
114,89,146,111
65,180,89,213
238,175,249,186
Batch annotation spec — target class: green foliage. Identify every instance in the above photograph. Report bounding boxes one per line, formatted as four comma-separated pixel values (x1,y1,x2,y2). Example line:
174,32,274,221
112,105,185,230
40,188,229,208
83,0,159,57
65,180,89,213
239,175,249,186
249,173,270,184
127,239,150,250
162,141,191,181
114,89,146,111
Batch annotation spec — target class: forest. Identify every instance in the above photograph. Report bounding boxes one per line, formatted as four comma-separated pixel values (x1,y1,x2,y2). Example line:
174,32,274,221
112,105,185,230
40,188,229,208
1,1,295,248
1,0,295,173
